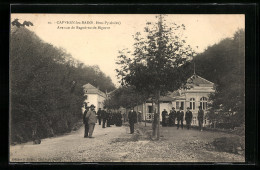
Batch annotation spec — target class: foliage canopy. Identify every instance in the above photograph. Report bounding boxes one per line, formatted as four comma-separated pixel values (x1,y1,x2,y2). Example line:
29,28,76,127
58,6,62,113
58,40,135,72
10,20,115,143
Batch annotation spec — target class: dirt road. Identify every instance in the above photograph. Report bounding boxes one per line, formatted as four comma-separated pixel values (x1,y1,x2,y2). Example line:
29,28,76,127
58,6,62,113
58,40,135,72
10,123,245,162
10,124,129,162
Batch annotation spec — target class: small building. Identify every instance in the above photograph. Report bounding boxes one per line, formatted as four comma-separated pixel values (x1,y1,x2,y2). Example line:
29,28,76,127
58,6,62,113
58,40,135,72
136,74,215,126
82,83,107,112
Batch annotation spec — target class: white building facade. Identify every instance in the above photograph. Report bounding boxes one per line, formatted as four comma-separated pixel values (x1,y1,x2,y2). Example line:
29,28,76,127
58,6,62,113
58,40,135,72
140,74,215,126
82,83,107,112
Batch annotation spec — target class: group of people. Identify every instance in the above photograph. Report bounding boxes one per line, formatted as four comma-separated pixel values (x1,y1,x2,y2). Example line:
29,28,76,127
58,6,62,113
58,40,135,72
82,104,205,138
96,108,123,128
161,106,204,131
82,104,123,138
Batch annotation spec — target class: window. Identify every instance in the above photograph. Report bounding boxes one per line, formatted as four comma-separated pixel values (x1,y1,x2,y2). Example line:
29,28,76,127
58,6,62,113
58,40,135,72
148,106,153,113
200,97,208,110
176,102,179,109
190,98,195,110
181,102,184,109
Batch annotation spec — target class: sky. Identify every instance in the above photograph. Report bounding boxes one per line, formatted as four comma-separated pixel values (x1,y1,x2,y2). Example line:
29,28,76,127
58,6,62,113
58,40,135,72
11,14,244,86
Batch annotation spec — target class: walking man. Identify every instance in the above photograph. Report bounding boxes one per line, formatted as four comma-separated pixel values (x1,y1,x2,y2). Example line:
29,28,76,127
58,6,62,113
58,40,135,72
176,107,184,129
85,104,97,138
169,107,176,127
97,108,102,125
128,108,137,134
185,107,193,130
101,109,107,128
83,104,90,138
198,106,204,131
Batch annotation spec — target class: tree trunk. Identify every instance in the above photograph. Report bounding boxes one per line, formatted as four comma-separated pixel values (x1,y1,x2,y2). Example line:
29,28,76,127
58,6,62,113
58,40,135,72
152,98,156,137
144,102,146,127
136,103,138,122
157,90,160,140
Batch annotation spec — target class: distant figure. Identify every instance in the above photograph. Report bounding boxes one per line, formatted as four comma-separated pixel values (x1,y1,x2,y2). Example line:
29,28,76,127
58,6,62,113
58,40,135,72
101,109,107,128
115,111,123,126
198,106,204,131
161,109,168,127
169,107,176,127
85,104,97,138
111,111,116,125
128,108,137,134
123,112,127,122
138,111,142,124
107,110,112,127
97,108,102,125
185,107,193,130
32,125,41,145
83,105,90,138
33,139,41,145
176,107,184,129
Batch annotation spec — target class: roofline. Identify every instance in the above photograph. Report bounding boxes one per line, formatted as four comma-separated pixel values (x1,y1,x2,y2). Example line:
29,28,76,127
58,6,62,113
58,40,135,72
107,89,117,95
82,83,96,88
84,93,106,96
83,83,107,97
190,74,214,84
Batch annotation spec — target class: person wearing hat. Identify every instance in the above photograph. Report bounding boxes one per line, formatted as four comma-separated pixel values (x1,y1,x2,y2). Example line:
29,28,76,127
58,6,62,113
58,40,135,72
97,108,102,125
185,107,193,130
176,107,184,129
169,107,176,127
197,106,204,131
83,104,90,138
128,108,137,134
85,104,97,138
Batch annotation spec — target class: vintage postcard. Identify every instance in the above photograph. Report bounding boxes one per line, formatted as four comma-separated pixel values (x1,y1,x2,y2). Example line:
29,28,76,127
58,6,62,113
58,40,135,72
10,13,245,162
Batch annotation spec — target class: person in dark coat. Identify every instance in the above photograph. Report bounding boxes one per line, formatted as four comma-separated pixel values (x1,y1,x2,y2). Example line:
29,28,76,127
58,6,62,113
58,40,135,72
110,111,115,125
176,107,184,129
169,107,176,127
198,106,204,131
101,109,107,128
161,109,168,127
112,111,116,125
97,108,102,125
123,112,126,122
128,108,137,134
83,105,90,138
115,111,123,126
107,110,112,127
185,107,193,130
